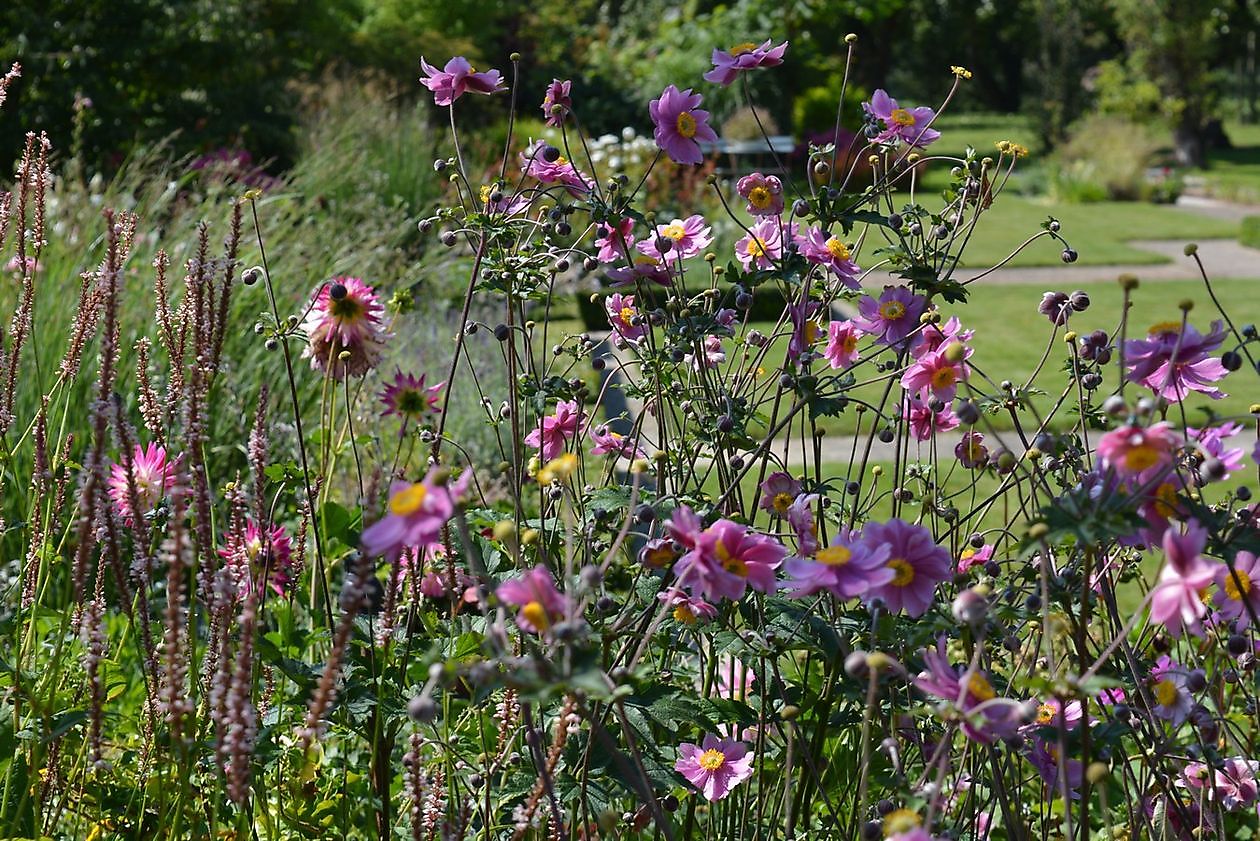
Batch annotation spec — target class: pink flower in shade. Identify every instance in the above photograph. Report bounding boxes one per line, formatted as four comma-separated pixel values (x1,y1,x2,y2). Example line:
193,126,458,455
854,286,928,346
685,335,726,371
1150,520,1220,637
736,172,785,216
649,85,719,165
955,432,989,469
360,468,466,562
418,56,505,106
676,734,754,801
301,277,392,381
786,494,820,557
640,538,680,569
594,218,636,264
1097,687,1127,707
787,298,824,361
713,656,756,700
675,520,786,602
496,565,571,634
219,519,295,597
901,348,970,402
605,293,647,345
1216,758,1260,810
637,215,714,261
606,254,674,287
588,424,647,460
1096,421,1179,478
1123,320,1230,401
863,89,941,147
657,587,717,624
108,442,180,523
1188,422,1246,476
477,183,530,216
541,79,572,126
524,400,582,461
956,542,993,573
905,397,960,442
1028,698,1088,731
824,321,864,369
758,471,802,517
910,316,973,359
1026,738,1084,799
520,141,595,196
379,369,444,427
666,505,705,556
1214,551,1260,631
734,217,789,271
703,39,789,86
861,519,952,617
1149,655,1194,725
914,637,1021,743
783,530,894,599
795,227,862,289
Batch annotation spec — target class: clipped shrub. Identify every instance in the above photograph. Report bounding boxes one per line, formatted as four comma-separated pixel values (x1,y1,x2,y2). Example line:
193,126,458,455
1050,114,1167,201
1241,215,1260,249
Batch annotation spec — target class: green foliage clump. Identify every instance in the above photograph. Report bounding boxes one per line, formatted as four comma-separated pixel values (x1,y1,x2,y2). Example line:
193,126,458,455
1240,215,1260,250
1050,115,1168,202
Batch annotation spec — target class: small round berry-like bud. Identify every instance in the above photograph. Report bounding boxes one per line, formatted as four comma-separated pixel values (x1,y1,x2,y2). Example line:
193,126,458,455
1222,350,1242,371
243,266,263,286
583,256,599,272
1027,522,1049,540
844,650,869,679
440,230,457,247
1183,242,1198,256
1178,298,1194,312
540,145,561,163
887,212,903,229
1118,273,1139,290
493,324,510,341
408,694,437,723
1048,219,1061,233
1069,290,1090,311
1060,248,1078,264
1086,762,1109,785
1228,634,1249,656
813,160,830,176
844,32,858,44
264,337,278,352
433,158,447,172
792,199,809,217
942,341,966,363
329,282,348,301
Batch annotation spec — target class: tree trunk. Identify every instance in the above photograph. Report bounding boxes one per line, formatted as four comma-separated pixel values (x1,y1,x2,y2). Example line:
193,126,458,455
1173,120,1205,168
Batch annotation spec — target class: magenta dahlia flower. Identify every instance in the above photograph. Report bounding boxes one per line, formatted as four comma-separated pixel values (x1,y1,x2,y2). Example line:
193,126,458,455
863,89,940,147
1215,550,1260,631
419,56,504,106
379,369,444,427
824,321,864,370
541,78,572,127
783,529,894,599
637,214,714,261
736,172,785,216
108,442,180,524
605,293,648,345
703,39,789,86
861,519,951,617
675,734,754,801
649,85,718,165
220,519,295,597
360,468,467,562
301,277,391,381
854,286,928,346
496,565,570,635
795,227,861,289
1124,320,1230,401
524,400,582,461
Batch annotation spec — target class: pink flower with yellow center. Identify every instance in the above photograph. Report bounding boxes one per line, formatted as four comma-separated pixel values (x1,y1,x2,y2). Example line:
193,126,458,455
861,519,951,617
594,218,636,264
675,519,785,602
703,39,789,86
854,285,928,346
863,89,940,147
824,321,864,370
219,519,295,597
496,565,570,634
540,78,572,126
783,529,894,599
360,468,467,562
735,217,791,271
520,141,595,196
795,226,862,289
301,277,392,381
758,471,801,517
419,56,505,106
524,400,582,461
637,214,714,261
901,346,971,402
1214,550,1260,631
1149,519,1219,638
649,85,719,165
736,172,785,216
657,587,717,624
605,292,647,345
1096,421,1179,478
1124,319,1229,402
675,734,754,801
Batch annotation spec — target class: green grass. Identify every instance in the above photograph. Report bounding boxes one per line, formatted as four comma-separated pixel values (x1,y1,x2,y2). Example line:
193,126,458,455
1201,121,1260,203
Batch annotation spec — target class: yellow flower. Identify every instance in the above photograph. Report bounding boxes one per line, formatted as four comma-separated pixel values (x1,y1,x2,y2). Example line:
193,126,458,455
950,65,973,79
537,453,578,485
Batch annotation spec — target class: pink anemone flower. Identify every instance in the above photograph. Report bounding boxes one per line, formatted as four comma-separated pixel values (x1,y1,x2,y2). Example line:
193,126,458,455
649,85,719,165
419,56,505,106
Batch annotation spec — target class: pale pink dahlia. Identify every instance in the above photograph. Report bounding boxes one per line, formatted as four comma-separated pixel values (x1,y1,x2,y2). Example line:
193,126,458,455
108,442,180,523
301,277,391,381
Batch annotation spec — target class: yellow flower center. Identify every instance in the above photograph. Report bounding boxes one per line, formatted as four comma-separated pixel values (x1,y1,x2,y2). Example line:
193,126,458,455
883,809,922,837
389,483,428,516
1153,483,1179,518
619,306,636,324
840,332,858,354
645,545,677,568
662,222,687,240
1124,444,1161,472
1153,678,1179,707
633,254,659,268
878,300,906,320
521,600,550,631
748,186,773,209
1224,569,1253,601
825,237,850,261
890,108,916,127
930,367,957,389
729,43,759,56
888,558,915,587
960,547,977,561
330,296,364,321
967,673,996,702
1148,321,1182,336
676,112,698,139
1036,703,1056,725
715,540,748,577
673,604,698,624
479,184,492,203
745,237,767,258
818,545,852,566
537,453,578,485
772,492,794,514
698,748,726,771
803,320,821,345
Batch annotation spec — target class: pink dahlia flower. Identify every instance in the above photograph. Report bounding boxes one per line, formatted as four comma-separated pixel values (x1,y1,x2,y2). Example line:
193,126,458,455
524,400,582,461
419,56,505,106
861,519,951,617
108,442,180,523
220,519,295,597
675,734,754,801
863,89,940,148
379,369,444,427
301,277,391,381
649,85,718,166
702,39,789,86
496,565,570,634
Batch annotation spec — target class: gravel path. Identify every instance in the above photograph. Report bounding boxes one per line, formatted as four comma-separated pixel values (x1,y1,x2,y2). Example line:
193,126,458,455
964,238,1260,286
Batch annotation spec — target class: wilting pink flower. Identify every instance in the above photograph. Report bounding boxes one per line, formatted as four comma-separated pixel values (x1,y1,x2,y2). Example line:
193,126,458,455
758,471,802,517
676,734,754,801
301,277,392,381
901,347,970,401
108,442,180,523
786,494,820,557
1150,520,1219,637
594,218,636,263
220,519,295,596
541,79,572,126
588,424,647,460
606,254,674,287
520,141,595,196
824,321,864,369
861,519,951,617
735,217,790,270
1096,421,1179,478
1189,422,1246,476
736,172,785,216
379,370,444,427
957,542,993,573
1027,737,1083,798
606,293,647,345
1216,758,1260,810
784,529,894,599
795,227,861,288
525,400,582,461
854,286,928,346
649,85,718,165
703,39,788,85
955,432,989,469
419,56,505,106
1124,320,1229,401
914,637,1021,743
1149,655,1194,725
905,397,959,442
637,214,714,261
657,587,717,624
675,520,785,602
685,335,726,370
361,468,466,561
1215,550,1260,631
496,565,570,634
863,89,940,147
